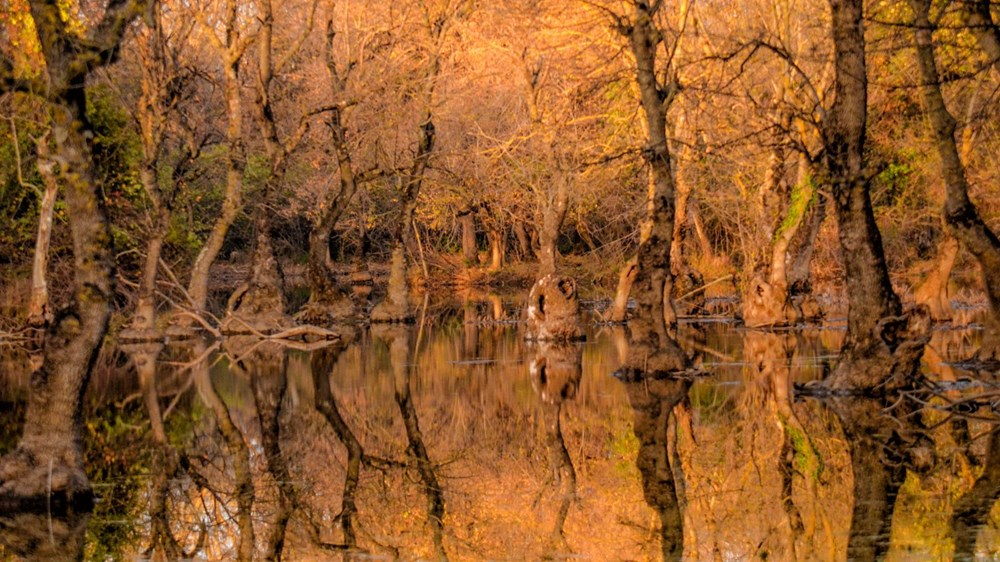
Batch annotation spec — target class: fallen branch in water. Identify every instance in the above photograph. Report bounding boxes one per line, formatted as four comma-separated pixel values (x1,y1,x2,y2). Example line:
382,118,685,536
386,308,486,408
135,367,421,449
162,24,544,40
677,274,734,303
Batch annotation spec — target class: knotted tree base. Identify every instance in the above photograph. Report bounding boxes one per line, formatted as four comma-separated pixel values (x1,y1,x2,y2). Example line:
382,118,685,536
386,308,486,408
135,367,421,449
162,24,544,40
525,274,584,342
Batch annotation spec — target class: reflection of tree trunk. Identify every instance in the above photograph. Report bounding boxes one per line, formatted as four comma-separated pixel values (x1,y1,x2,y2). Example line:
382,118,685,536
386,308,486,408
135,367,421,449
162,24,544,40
249,342,293,561
385,328,448,560
910,0,1000,359
951,428,1000,559
529,343,581,553
824,395,914,561
192,340,255,561
621,377,691,561
0,511,89,562
462,300,479,360
124,342,185,560
311,343,363,548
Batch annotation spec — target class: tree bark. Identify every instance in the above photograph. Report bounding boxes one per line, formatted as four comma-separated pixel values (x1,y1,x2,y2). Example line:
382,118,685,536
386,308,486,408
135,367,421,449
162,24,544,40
186,0,247,318
618,0,688,375
823,0,904,375
0,0,142,507
26,156,58,329
458,209,477,265
911,0,1000,359
961,0,1000,76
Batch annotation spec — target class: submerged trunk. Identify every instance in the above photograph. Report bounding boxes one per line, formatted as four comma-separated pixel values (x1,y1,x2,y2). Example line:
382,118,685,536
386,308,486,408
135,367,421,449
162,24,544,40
911,0,1000,359
822,0,921,389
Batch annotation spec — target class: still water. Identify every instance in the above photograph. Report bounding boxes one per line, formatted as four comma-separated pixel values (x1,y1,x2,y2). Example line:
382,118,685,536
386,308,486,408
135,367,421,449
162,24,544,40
0,298,996,561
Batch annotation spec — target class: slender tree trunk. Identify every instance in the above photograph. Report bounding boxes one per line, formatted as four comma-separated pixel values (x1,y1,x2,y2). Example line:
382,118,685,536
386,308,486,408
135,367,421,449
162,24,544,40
824,0,902,368
513,219,531,261
187,28,245,317
914,235,958,321
26,162,58,328
487,226,504,272
538,175,569,276
607,257,638,323
618,0,687,375
911,0,1000,358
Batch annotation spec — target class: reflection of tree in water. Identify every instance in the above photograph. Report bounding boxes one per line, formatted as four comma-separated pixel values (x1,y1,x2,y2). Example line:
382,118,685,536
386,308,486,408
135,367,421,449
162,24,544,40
310,338,366,552
191,338,256,561
379,325,449,561
952,427,1000,560
816,389,932,561
528,341,581,555
0,511,89,562
620,374,691,561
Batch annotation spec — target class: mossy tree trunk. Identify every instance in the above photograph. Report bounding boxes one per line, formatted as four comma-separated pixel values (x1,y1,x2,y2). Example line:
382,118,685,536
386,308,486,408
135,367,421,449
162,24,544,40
0,0,145,507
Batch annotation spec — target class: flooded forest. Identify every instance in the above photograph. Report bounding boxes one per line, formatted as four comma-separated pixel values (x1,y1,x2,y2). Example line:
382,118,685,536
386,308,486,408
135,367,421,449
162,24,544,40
2,0,1000,560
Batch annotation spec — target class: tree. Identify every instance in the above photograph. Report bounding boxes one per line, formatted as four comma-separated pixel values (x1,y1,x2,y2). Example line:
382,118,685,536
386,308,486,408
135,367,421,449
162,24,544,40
0,0,146,506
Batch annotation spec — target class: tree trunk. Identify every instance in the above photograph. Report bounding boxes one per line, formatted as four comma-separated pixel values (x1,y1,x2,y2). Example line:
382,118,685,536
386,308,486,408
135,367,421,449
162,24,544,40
913,235,958,321
459,209,477,265
487,226,504,272
26,162,58,329
823,0,904,377
607,257,638,323
513,219,531,261
0,0,137,506
961,0,1000,76
786,157,827,296
538,175,569,276
187,26,245,317
911,0,1000,359
618,0,688,376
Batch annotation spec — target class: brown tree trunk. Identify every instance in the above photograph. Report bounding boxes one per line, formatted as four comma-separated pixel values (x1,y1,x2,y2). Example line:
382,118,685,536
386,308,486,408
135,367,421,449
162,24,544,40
487,226,504,272
911,0,1000,359
607,257,638,323
913,235,959,321
0,0,140,506
961,0,1000,76
823,0,910,387
617,0,688,376
538,175,569,276
513,219,531,261
786,158,827,296
187,6,246,317
26,159,58,329
459,209,477,265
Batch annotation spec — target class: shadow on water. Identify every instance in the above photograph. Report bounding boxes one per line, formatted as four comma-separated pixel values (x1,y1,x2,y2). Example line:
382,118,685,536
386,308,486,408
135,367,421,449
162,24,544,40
2,297,1000,559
